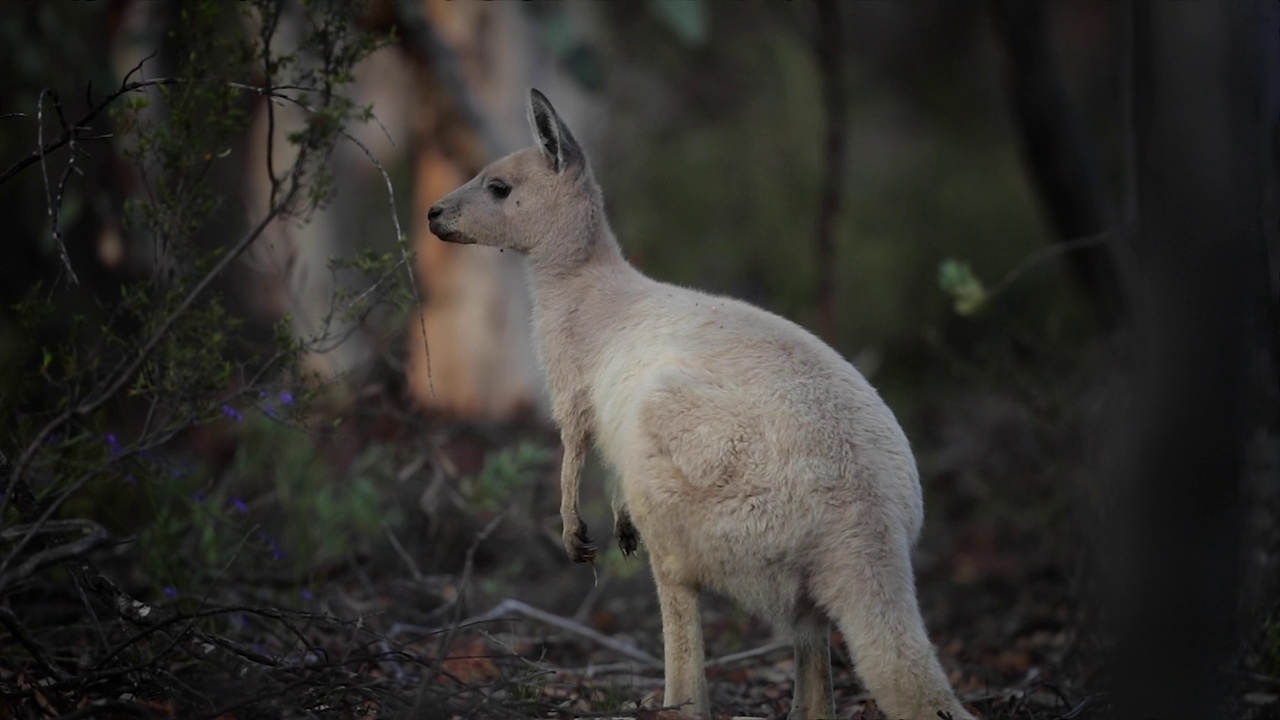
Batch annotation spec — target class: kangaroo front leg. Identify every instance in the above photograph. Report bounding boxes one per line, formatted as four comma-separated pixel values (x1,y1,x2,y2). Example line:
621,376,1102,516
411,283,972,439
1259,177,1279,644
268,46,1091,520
612,487,639,556
559,426,594,563
655,576,709,717
789,613,834,720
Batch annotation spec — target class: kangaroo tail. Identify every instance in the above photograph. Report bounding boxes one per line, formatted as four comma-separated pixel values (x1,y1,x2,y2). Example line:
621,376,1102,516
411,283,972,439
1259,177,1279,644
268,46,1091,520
811,521,973,720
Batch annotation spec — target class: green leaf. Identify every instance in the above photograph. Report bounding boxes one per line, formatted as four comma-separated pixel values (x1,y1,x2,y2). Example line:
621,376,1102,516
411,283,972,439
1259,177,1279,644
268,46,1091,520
650,0,708,45
937,259,987,316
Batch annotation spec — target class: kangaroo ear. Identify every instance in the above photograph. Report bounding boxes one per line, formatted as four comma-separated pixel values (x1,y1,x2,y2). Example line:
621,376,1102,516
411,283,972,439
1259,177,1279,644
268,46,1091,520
528,88,583,174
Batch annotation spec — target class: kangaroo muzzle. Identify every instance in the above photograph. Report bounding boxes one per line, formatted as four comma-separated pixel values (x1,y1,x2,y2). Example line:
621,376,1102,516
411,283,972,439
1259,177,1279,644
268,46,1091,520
427,202,472,244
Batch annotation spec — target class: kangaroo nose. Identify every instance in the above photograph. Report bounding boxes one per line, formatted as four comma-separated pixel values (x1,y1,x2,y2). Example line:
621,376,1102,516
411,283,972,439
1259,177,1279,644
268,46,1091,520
427,205,442,221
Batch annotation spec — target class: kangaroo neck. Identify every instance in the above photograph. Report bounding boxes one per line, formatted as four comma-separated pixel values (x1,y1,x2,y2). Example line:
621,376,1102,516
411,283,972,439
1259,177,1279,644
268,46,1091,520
526,223,630,316
526,226,640,388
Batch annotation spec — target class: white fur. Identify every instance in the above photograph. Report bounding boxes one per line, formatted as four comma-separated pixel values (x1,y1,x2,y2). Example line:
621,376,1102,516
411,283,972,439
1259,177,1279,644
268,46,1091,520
428,89,974,720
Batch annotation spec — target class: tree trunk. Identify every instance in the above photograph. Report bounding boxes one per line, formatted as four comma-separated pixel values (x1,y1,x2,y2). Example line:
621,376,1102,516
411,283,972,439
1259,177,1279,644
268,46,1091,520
394,0,601,421
989,0,1127,334
1107,2,1274,716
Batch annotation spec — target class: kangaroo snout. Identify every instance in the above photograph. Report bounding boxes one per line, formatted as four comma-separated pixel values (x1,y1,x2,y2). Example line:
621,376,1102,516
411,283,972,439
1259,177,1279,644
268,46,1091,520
427,202,468,244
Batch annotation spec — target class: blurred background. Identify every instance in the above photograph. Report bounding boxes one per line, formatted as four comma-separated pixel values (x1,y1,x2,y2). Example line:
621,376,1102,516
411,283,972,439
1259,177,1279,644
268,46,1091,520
1,1,1276,718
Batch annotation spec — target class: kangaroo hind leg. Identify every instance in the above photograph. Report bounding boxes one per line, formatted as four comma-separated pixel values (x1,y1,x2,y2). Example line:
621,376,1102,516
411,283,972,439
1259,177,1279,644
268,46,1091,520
789,603,835,720
654,573,708,717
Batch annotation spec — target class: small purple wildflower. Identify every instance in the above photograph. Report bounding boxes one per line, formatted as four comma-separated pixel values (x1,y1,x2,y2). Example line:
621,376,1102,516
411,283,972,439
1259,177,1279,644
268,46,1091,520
258,530,286,561
230,496,249,514
104,433,122,456
163,586,179,599
278,391,294,406
300,589,315,603
221,404,244,423
193,491,208,504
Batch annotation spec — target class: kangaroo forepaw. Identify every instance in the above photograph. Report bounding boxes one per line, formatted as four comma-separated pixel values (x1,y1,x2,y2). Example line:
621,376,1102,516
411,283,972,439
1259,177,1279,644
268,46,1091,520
615,514,639,556
562,519,596,563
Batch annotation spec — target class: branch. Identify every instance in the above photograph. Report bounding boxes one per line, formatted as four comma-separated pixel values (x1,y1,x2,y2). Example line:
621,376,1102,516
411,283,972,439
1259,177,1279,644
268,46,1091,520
37,89,80,286
0,78,180,187
0,606,69,681
435,598,663,669
0,519,109,594
5,197,289,520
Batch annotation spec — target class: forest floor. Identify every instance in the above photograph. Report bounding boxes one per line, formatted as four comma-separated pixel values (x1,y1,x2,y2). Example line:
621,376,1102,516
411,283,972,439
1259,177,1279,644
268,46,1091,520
3,386,1278,720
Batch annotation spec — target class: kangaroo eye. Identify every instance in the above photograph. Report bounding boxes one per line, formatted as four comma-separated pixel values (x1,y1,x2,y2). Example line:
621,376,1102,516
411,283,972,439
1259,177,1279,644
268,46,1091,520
487,180,511,200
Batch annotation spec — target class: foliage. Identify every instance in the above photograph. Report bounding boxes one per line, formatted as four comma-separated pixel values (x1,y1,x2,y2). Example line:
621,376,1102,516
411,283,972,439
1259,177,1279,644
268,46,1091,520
0,1,415,713
938,258,987,316
466,440,556,513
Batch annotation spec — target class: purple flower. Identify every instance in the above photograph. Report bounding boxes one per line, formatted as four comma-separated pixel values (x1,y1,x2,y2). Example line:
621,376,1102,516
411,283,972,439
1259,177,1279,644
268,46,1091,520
221,404,244,423
230,496,249,514
193,491,208,504
278,391,294,406
258,530,286,561
163,586,179,599
300,589,315,603
104,433,122,455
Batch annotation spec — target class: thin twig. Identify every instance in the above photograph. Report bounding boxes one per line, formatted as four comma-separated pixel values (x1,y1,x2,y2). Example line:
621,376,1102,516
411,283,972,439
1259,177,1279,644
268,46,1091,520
0,78,181,187
37,89,79,286
984,226,1127,301
385,524,427,583
705,639,790,667
332,122,435,397
433,511,509,657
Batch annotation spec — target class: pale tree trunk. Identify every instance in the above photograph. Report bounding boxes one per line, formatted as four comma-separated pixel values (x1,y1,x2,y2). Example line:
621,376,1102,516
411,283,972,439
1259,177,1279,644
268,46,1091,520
399,0,602,420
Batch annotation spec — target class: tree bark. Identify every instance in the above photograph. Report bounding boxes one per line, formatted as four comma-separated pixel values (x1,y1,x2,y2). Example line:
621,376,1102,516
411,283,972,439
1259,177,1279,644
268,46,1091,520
1107,2,1273,716
989,0,1127,334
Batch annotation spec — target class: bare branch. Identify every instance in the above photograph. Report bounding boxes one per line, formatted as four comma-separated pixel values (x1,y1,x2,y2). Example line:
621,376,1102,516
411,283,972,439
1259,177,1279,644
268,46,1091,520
37,89,79,286
437,598,663,669
0,78,181,187
0,606,69,680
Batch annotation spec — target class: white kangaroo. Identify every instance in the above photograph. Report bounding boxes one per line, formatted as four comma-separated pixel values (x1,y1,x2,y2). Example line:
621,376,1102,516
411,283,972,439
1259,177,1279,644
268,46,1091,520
428,89,975,720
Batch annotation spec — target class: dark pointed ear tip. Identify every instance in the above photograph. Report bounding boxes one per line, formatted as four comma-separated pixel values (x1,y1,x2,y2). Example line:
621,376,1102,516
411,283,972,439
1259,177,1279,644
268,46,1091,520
529,88,549,106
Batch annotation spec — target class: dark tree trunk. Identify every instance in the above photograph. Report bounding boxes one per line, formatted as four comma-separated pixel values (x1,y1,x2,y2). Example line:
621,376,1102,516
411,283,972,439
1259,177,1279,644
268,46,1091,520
1107,2,1275,717
989,0,1127,334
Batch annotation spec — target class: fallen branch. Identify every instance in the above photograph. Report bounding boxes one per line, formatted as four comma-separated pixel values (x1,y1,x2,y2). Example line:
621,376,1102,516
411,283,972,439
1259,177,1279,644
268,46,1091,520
452,598,662,669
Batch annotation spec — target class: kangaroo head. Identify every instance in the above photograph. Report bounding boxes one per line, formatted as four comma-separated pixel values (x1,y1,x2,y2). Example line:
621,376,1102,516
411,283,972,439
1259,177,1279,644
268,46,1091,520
428,89,602,264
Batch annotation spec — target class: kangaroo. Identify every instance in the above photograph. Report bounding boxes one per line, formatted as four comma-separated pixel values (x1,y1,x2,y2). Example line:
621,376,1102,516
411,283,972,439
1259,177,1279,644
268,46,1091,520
427,89,975,720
